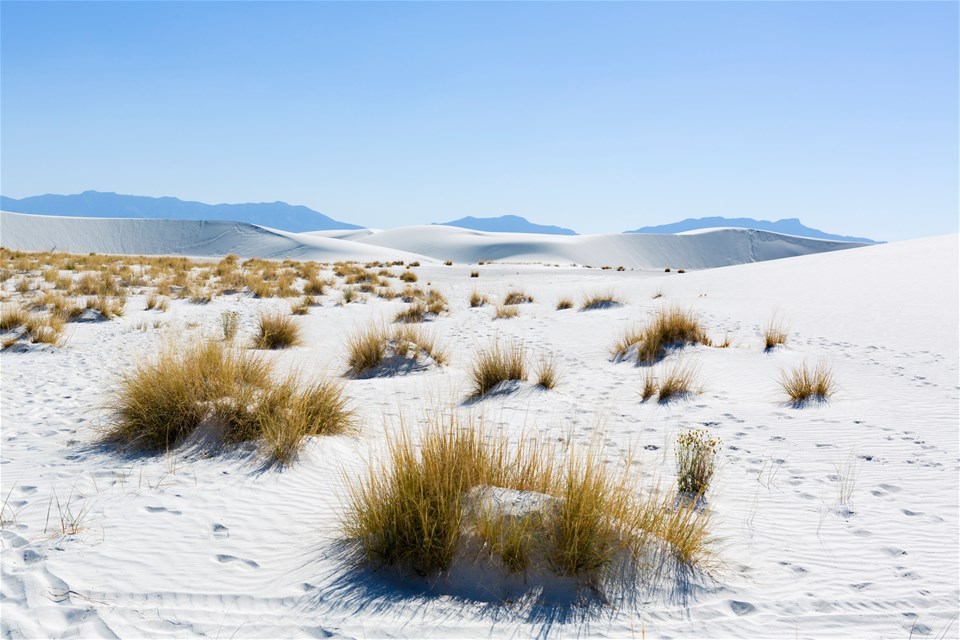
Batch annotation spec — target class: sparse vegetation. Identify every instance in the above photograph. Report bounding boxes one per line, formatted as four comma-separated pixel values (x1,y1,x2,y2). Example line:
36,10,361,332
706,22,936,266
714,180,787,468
399,271,418,283
470,339,527,397
656,360,700,402
253,312,302,349
780,360,836,404
346,321,448,376
556,298,574,310
469,290,488,308
535,354,560,389
494,305,519,319
470,271,479,278
221,311,240,341
395,301,428,323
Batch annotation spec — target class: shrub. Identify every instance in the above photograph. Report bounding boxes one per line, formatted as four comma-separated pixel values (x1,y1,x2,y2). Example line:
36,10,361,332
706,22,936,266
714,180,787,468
780,360,836,404
580,290,622,310
444,260,453,266
611,306,709,364
503,290,534,305
556,298,573,310
763,315,788,351
675,429,721,494
253,312,302,349
664,268,671,273
470,339,526,397
494,305,519,319
400,271,418,283
221,311,240,341
470,271,479,278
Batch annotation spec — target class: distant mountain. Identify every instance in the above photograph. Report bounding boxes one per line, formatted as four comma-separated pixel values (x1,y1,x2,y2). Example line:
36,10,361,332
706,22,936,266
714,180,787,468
625,217,878,243
433,215,577,235
0,191,362,233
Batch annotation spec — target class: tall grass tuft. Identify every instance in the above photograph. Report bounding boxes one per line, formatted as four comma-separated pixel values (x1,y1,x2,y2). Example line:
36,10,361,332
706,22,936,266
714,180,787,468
470,339,527,397
253,312,302,349
503,290,534,305
763,315,788,351
535,354,560,390
580,290,622,310
656,360,700,403
556,298,574,310
611,306,709,364
494,305,519,319
780,360,836,404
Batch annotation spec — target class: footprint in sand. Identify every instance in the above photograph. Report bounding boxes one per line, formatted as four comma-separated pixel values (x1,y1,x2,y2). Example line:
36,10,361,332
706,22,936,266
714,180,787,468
212,523,230,539
144,506,182,515
215,554,260,569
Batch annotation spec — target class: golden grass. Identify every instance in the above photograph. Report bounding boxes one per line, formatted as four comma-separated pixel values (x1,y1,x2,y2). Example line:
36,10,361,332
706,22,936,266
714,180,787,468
343,414,715,579
469,290,488,308
780,360,836,404
0,305,28,331
763,315,789,351
611,306,709,364
656,360,700,403
675,429,721,494
494,305,519,319
399,271,418,283
86,295,125,319
580,290,622,310
394,301,427,323
470,339,527,397
253,311,302,349
426,289,448,315
503,290,534,305
347,321,448,375
535,354,560,390
24,313,65,346
556,298,574,310
105,339,351,462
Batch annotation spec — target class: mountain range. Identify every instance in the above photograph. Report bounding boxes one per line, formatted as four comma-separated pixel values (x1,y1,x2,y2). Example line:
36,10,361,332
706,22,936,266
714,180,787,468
432,215,577,235
0,191,361,233
625,216,878,243
0,191,878,242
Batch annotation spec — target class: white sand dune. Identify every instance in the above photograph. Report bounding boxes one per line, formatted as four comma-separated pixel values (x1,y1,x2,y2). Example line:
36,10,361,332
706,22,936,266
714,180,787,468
1,219,956,638
0,212,422,263
2,211,864,269
355,224,864,268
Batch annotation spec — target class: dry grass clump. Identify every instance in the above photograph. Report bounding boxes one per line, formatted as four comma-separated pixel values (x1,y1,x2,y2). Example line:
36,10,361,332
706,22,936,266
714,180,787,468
304,278,326,296
469,290,488,308
86,295,126,319
503,290,534,305
399,271,418,283
220,311,240,341
611,306,709,365
0,305,28,331
291,299,311,315
556,298,574,310
780,360,836,405
580,290,622,310
253,311,302,349
675,429,721,495
395,301,427,323
535,354,561,390
637,360,700,403
346,322,448,376
470,339,527,397
106,340,352,462
763,315,789,351
343,414,714,581
24,313,66,346
494,305,519,319
470,271,479,278
426,289,448,315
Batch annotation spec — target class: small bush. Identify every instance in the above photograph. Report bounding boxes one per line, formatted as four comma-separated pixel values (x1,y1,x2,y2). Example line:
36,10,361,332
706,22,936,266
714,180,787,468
470,339,527,397
494,305,519,319
253,312,302,349
556,298,573,310
444,260,453,266
470,271,479,278
221,311,240,341
400,271,418,283
503,290,534,305
780,360,836,404
675,429,721,494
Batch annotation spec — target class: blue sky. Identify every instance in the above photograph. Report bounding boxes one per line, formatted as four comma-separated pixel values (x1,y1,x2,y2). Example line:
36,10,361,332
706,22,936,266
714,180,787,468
1,1,956,239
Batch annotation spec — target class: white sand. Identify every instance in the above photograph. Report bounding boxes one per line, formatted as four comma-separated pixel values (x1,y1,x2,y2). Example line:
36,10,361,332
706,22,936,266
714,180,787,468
1,212,864,269
1,224,957,638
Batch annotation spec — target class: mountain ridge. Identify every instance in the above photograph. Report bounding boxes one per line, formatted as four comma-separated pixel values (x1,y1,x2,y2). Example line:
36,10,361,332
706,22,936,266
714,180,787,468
0,191,361,233
432,214,577,235
625,216,879,243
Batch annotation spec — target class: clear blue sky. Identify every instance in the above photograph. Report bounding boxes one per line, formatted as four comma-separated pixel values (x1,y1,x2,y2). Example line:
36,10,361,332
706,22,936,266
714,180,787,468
2,1,957,239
